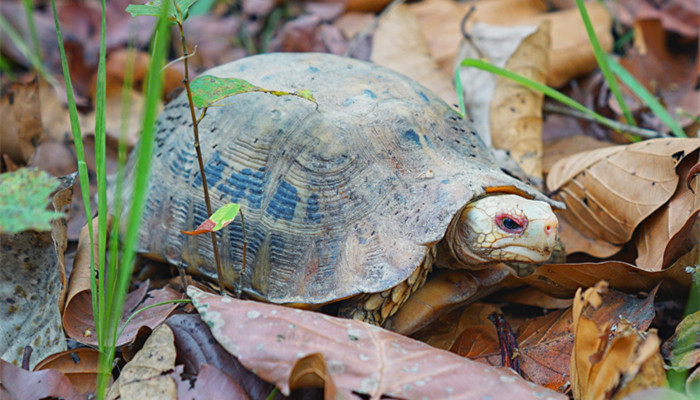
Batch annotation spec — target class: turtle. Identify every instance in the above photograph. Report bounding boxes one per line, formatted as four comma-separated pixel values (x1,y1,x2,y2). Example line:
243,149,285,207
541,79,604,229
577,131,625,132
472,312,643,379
124,52,561,330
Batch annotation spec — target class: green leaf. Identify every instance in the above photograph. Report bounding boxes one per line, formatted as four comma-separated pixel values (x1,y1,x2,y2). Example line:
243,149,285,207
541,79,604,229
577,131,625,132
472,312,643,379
126,0,197,23
190,75,316,108
667,310,700,371
181,203,240,235
0,168,65,234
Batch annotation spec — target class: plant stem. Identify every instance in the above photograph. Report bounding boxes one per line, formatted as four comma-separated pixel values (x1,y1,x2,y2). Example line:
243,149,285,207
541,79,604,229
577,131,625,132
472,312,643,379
543,103,665,139
176,20,226,295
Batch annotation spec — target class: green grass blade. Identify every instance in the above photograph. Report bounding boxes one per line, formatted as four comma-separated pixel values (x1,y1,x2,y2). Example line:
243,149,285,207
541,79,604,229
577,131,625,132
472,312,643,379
21,0,41,60
574,0,635,126
457,58,635,136
115,299,191,342
607,55,687,138
48,0,98,347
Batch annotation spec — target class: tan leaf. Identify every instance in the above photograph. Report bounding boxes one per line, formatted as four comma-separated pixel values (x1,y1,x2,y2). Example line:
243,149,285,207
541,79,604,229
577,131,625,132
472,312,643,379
635,152,700,270
371,4,457,106
187,286,567,399
570,283,666,399
106,324,177,400
0,77,43,169
543,135,614,175
546,138,700,256
34,348,100,396
490,21,550,185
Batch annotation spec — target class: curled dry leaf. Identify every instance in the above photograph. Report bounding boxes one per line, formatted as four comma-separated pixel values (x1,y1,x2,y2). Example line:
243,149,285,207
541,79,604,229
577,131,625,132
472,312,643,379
175,363,251,400
507,260,692,299
635,152,700,270
662,310,700,371
34,347,100,395
187,286,566,400
490,21,550,186
546,138,700,257
542,135,614,176
0,357,81,400
106,324,177,400
63,218,181,346
570,282,666,400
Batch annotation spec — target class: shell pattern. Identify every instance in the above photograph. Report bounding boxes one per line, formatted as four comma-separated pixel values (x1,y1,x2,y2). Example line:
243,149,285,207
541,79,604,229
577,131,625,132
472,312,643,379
126,53,558,305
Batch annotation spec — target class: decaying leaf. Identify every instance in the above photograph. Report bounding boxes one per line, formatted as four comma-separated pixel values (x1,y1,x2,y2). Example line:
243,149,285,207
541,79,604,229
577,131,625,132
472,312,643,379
570,282,666,400
490,21,550,186
0,168,66,234
662,310,700,371
0,357,81,400
181,202,240,235
187,286,566,399
190,75,316,108
106,324,177,400
635,152,700,270
0,171,74,369
63,218,181,346
546,138,700,257
34,347,100,396
542,135,614,175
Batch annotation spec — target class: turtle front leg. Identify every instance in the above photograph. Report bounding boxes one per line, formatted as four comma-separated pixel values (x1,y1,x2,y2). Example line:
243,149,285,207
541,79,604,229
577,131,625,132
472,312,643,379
337,248,435,326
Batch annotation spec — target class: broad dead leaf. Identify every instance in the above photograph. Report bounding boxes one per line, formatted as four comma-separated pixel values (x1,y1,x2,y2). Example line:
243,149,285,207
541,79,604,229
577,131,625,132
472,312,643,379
490,21,550,185
371,4,457,107
187,286,566,399
542,135,614,175
635,152,700,270
106,324,177,400
175,363,252,400
570,283,666,400
612,0,700,38
508,261,692,299
662,310,700,372
0,357,81,400
34,347,100,396
546,138,700,257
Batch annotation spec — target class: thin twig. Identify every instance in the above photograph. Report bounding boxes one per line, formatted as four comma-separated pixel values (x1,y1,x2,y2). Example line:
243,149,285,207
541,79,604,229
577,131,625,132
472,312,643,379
543,102,666,139
175,17,226,296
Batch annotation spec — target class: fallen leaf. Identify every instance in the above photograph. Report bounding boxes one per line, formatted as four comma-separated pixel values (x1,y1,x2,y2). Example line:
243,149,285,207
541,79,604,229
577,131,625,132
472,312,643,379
662,310,700,371
0,78,43,170
165,313,277,399
345,0,392,13
63,218,181,346
635,152,700,270
508,261,692,299
0,357,81,400
490,21,550,186
106,324,177,400
570,282,666,399
34,347,100,396
187,286,567,399
612,0,700,39
499,286,573,309
542,135,614,175
370,4,458,107
175,363,252,400
546,138,700,257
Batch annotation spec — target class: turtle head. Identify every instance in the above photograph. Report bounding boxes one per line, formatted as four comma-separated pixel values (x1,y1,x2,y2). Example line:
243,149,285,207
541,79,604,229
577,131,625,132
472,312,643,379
448,194,558,265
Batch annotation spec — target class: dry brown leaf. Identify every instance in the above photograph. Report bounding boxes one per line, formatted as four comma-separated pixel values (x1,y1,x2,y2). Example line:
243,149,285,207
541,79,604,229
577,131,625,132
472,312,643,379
410,0,611,87
613,0,700,38
635,152,700,270
0,357,82,400
0,77,43,170
387,265,513,335
506,260,692,299
188,286,567,400
490,21,550,185
543,135,614,175
63,218,181,346
106,324,177,400
370,4,457,106
546,138,700,257
570,283,666,400
175,363,252,400
499,286,573,309
34,348,100,396
345,0,392,13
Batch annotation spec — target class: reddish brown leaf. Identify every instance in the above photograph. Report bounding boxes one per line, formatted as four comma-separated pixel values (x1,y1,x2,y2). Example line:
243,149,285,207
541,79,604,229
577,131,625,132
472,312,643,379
175,363,252,400
34,348,100,396
0,357,81,400
187,287,566,399
181,219,216,235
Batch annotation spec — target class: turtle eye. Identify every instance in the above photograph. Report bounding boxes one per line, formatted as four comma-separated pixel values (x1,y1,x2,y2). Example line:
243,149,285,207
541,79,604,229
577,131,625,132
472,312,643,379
496,214,526,234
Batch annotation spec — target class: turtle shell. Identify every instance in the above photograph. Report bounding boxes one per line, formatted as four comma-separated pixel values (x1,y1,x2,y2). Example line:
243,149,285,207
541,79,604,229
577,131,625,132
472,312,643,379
128,53,558,305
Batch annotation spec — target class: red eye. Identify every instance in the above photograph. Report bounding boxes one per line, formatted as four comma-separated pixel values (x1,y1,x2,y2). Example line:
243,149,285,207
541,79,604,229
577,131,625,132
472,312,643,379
496,214,526,234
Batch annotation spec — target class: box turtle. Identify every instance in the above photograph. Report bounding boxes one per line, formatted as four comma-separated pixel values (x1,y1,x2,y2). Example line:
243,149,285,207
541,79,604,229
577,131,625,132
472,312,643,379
124,53,561,329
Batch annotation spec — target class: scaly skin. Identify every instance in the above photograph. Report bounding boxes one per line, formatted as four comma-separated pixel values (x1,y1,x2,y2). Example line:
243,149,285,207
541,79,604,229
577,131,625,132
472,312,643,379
340,194,559,327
